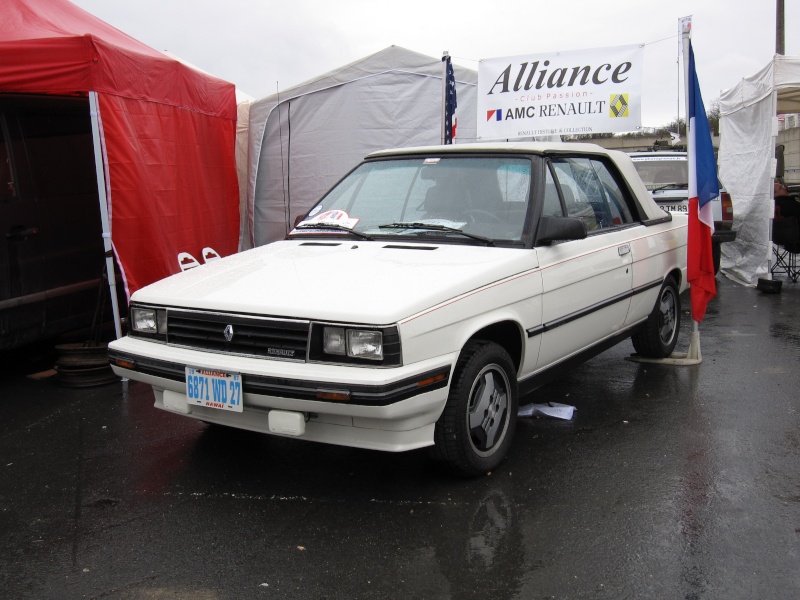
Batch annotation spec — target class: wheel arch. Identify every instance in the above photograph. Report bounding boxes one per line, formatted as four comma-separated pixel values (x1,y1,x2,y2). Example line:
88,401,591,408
667,267,683,289
464,320,524,375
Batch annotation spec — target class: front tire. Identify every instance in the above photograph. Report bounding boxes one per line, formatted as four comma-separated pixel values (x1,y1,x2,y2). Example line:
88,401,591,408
631,276,681,358
431,341,518,477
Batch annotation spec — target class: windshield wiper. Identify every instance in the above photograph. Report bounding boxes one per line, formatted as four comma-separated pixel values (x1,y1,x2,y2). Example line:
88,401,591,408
292,223,374,240
378,222,494,246
651,183,688,192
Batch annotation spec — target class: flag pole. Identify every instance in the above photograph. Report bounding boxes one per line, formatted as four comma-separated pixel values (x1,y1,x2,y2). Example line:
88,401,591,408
441,51,448,145
628,18,702,366
681,20,702,362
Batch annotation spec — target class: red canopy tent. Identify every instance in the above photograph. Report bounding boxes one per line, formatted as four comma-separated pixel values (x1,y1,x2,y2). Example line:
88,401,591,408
0,0,240,336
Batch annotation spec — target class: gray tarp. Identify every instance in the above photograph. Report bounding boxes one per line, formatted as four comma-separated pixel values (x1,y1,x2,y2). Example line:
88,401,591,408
719,54,800,285
244,46,478,248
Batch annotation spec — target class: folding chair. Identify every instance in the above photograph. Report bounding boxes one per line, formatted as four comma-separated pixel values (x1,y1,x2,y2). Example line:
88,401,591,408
202,247,221,263
177,252,201,271
771,216,800,282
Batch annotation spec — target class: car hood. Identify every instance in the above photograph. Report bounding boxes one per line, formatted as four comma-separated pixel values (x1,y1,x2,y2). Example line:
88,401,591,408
132,240,539,324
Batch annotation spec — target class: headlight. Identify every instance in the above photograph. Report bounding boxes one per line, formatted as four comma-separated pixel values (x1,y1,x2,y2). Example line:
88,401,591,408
131,307,156,332
323,327,347,355
347,330,383,360
310,323,399,366
322,326,383,360
130,306,167,335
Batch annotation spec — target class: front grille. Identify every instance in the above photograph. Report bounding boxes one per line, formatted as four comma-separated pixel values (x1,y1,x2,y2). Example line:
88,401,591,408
167,309,309,360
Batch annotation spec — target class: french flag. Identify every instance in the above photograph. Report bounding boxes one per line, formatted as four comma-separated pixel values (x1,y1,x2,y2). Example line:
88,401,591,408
687,41,718,323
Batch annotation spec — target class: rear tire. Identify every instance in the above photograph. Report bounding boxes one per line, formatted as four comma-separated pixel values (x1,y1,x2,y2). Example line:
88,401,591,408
431,341,518,477
631,276,681,358
712,241,721,275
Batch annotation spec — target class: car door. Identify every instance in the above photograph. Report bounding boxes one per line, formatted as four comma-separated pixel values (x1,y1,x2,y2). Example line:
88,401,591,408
533,156,636,370
0,108,45,348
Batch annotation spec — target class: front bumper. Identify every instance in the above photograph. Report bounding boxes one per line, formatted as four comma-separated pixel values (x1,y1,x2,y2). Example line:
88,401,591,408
108,336,454,452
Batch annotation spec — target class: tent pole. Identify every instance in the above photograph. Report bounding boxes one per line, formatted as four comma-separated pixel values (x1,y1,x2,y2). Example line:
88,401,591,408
770,87,779,272
755,71,782,292
88,91,123,340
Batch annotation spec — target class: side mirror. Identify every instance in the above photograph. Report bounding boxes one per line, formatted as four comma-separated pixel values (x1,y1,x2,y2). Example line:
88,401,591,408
536,215,588,245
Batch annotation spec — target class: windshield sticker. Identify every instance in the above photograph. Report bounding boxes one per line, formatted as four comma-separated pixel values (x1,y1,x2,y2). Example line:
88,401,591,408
423,158,442,165
293,209,360,231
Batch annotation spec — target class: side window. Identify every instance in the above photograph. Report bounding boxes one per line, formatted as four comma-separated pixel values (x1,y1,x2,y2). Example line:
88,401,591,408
543,167,564,217
591,159,635,226
551,157,637,231
551,159,597,231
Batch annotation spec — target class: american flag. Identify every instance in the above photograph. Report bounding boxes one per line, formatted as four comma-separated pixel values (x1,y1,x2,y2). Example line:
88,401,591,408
443,55,457,144
686,41,718,322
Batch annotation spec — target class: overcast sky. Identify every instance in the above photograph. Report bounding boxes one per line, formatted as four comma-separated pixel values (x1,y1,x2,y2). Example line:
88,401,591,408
70,0,797,128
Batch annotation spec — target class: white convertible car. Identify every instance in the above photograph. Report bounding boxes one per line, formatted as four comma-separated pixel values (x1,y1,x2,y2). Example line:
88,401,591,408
109,142,687,476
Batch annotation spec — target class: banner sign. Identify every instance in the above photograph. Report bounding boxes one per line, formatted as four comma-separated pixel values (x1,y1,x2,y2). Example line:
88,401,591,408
477,44,643,139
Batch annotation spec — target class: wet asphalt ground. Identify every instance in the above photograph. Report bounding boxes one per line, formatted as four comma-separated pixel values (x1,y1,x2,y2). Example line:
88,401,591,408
0,275,798,600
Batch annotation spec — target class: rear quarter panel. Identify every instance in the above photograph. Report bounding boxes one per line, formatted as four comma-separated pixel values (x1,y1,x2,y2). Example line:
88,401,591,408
626,214,688,325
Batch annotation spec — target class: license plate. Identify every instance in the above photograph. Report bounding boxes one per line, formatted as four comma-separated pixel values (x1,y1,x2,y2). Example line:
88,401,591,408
661,204,688,213
185,367,243,412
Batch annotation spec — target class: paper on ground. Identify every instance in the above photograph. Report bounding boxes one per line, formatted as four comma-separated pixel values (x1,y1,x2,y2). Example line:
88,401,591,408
518,402,576,420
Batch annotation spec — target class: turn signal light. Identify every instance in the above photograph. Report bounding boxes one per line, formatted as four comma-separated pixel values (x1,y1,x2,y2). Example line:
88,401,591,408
417,373,447,388
317,390,351,402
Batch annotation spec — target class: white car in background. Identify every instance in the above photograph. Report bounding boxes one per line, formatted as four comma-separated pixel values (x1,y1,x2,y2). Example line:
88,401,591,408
629,150,736,273
109,142,688,477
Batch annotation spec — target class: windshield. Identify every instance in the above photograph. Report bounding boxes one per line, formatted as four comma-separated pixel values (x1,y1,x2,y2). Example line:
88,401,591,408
631,156,688,190
291,156,532,244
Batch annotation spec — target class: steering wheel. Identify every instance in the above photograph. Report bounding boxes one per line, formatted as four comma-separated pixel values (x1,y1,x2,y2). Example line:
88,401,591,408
462,209,504,225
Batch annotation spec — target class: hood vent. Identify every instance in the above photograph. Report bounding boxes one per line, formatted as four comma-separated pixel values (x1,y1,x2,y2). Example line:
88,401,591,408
382,244,437,251
299,242,342,247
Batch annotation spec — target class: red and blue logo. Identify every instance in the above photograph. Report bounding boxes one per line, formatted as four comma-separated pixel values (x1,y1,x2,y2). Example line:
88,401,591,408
486,109,503,122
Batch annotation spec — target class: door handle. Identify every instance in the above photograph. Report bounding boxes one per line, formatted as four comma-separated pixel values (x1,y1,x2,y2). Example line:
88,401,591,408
618,244,631,256
6,226,39,240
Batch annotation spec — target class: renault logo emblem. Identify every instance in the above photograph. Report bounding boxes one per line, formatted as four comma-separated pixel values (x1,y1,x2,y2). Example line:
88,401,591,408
223,324,234,342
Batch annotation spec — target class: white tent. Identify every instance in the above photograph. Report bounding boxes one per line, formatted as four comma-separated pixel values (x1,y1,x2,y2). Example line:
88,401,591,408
718,55,800,285
243,46,478,248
